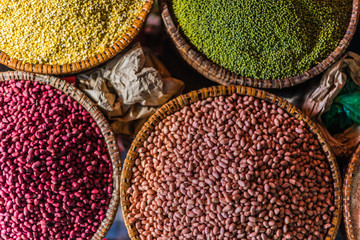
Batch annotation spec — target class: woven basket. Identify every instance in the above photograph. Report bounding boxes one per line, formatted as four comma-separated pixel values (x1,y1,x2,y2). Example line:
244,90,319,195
120,85,342,240
160,0,359,89
0,1,154,75
0,71,121,240
343,145,360,239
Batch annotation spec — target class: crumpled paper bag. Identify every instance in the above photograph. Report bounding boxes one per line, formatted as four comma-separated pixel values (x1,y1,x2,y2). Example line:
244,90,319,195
301,51,360,157
77,43,184,135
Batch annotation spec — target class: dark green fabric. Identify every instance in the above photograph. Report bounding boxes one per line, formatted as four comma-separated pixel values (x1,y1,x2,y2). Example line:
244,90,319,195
322,78,360,134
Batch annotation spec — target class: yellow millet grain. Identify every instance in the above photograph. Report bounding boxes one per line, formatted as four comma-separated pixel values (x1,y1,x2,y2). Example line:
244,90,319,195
0,0,144,65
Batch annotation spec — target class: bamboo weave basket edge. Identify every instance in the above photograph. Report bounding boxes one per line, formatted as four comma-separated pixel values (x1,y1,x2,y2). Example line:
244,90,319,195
0,71,121,240
120,85,342,240
343,144,360,240
159,0,360,89
0,0,154,75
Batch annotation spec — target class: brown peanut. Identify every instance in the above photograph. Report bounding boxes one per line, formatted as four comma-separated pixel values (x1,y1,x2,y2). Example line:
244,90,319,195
128,94,335,239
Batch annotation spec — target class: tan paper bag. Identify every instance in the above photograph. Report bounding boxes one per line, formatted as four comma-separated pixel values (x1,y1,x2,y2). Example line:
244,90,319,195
78,43,184,136
301,52,360,157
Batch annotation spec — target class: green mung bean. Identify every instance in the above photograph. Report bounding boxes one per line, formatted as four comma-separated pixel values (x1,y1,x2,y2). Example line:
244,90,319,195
173,0,352,80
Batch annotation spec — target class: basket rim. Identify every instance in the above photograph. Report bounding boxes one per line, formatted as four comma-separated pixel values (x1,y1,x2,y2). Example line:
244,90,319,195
0,71,121,240
120,85,342,240
159,0,360,89
0,0,154,75
343,144,360,239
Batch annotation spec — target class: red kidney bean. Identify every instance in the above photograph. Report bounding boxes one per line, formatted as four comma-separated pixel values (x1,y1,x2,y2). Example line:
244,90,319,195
128,94,335,239
0,80,113,240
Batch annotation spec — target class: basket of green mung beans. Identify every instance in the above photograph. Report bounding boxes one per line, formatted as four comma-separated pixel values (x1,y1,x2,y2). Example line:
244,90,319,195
160,0,359,89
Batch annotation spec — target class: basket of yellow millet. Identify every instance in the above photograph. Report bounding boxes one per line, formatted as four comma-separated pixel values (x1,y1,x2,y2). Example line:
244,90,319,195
0,71,121,239
160,0,359,88
0,0,153,75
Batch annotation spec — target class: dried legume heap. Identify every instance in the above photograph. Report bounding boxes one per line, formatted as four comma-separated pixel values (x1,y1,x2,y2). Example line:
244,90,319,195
0,80,113,239
0,0,144,65
128,94,335,239
173,0,352,80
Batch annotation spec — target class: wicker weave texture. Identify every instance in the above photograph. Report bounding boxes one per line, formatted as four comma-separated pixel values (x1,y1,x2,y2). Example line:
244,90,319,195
343,145,360,240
